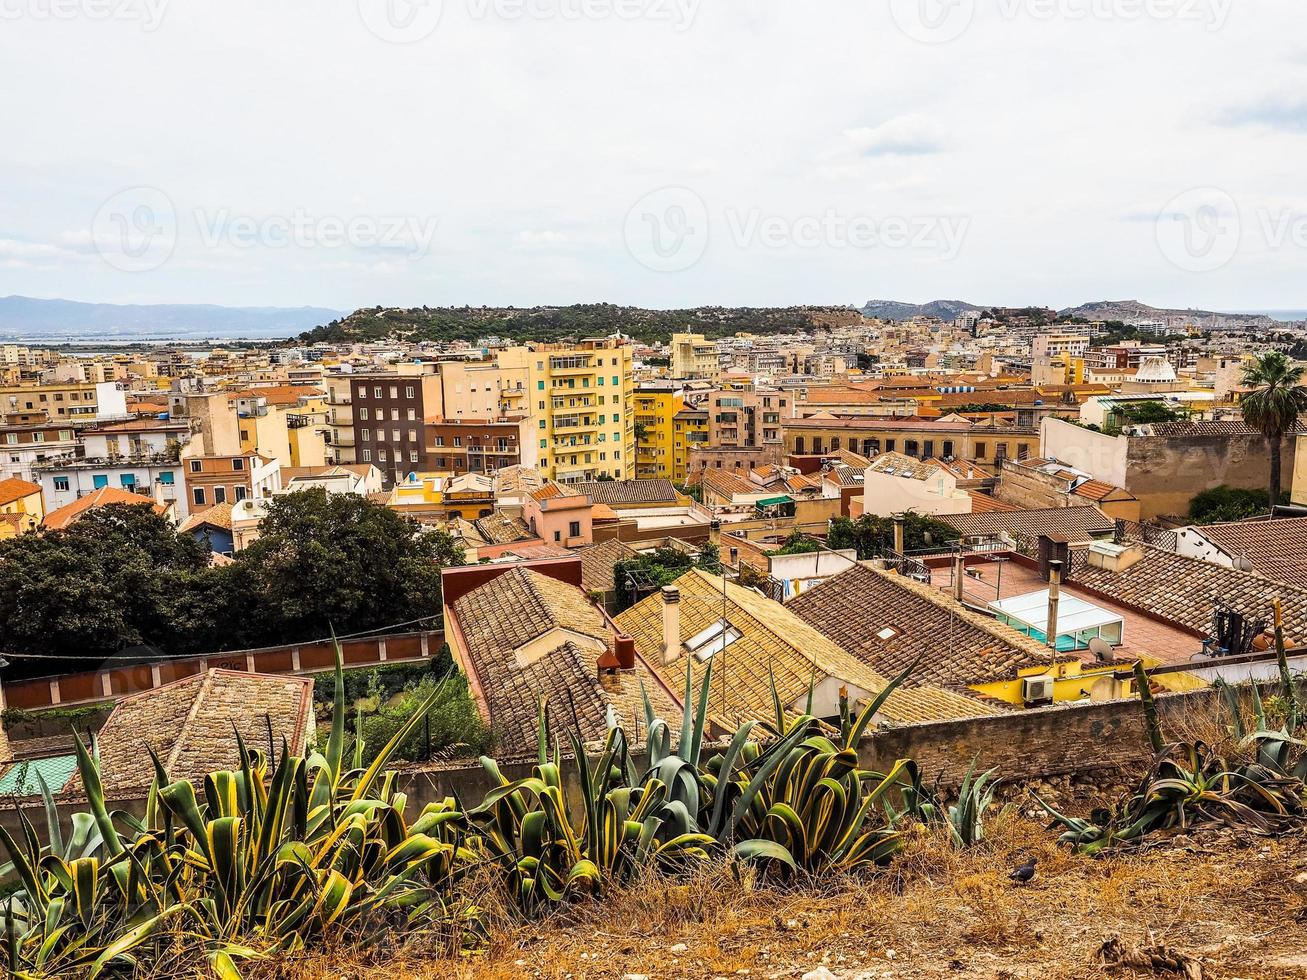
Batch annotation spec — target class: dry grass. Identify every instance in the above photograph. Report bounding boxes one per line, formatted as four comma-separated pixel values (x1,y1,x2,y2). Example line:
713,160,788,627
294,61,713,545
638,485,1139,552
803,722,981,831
275,813,1307,980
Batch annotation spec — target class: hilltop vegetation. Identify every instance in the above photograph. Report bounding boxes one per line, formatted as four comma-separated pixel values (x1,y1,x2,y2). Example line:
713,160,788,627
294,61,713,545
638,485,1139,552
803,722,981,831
299,304,863,346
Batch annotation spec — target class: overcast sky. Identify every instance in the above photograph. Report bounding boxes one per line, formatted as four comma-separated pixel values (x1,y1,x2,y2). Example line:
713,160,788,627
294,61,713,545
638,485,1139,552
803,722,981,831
2,0,1305,313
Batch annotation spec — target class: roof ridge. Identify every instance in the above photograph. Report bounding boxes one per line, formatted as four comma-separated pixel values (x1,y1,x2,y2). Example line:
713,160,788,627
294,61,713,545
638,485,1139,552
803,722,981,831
166,670,216,774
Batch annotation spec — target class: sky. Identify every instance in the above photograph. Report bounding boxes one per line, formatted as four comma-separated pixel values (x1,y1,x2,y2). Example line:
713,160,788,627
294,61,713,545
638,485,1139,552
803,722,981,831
1,0,1306,314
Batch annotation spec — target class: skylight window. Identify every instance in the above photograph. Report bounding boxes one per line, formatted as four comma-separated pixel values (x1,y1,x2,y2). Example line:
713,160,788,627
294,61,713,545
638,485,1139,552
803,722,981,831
876,626,901,641
684,619,743,661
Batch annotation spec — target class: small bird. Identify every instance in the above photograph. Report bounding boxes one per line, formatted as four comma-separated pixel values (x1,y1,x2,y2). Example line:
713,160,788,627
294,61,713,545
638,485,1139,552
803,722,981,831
1009,857,1038,884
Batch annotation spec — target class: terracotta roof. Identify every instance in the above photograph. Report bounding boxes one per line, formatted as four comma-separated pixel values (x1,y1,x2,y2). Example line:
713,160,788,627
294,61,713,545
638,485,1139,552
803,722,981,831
1072,480,1120,501
616,570,994,729
966,491,1021,513
824,464,865,489
226,385,323,407
1186,517,1307,591
86,418,189,433
577,538,638,593
451,567,679,757
940,506,1114,542
0,477,40,507
1073,547,1307,638
701,468,757,499
788,562,1059,694
179,501,233,533
43,487,165,530
1139,420,1307,438
574,479,679,507
86,670,314,793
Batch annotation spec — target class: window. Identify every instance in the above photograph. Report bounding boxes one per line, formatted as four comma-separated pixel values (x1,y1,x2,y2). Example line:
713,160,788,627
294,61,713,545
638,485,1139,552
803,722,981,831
554,530,561,542
405,386,415,399
93,474,109,489
434,436,444,446
453,437,462,447
359,387,368,398
360,407,369,420
390,409,399,421
4,434,14,445
214,486,227,504
389,386,398,398
32,432,43,443
235,485,247,501
373,386,382,398
409,451,419,463
407,408,415,421
391,429,400,442
53,476,69,492
240,429,249,441
362,430,371,441
362,449,372,462
569,521,581,537
684,619,743,661
408,429,416,442
379,450,389,462
193,487,206,506
613,376,619,386
231,458,244,471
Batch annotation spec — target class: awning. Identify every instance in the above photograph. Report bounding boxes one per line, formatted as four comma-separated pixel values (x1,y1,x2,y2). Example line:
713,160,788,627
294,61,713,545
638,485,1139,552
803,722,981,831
756,495,794,508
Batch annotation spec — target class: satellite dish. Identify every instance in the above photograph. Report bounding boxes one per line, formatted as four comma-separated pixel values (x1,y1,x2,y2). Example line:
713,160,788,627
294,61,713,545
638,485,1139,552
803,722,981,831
1088,636,1115,663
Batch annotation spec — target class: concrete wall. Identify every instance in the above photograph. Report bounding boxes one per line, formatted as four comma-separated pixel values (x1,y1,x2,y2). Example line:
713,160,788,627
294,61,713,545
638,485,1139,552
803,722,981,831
1124,431,1289,519
1040,418,1128,488
1295,435,1307,507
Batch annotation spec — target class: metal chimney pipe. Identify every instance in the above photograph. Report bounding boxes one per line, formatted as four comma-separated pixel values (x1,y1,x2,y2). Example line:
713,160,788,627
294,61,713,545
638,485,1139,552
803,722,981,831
1046,560,1063,652
893,512,906,555
661,585,681,664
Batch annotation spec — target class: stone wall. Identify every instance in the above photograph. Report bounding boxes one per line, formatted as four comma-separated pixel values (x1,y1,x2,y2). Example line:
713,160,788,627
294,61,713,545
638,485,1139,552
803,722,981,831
1125,432,1291,519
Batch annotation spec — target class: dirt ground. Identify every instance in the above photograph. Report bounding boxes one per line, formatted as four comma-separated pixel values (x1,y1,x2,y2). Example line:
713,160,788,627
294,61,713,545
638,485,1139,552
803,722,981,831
286,813,1307,980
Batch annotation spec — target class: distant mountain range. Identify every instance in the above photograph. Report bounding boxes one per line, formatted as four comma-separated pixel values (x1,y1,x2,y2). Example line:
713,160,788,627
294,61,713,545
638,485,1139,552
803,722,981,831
863,297,1297,327
0,296,343,340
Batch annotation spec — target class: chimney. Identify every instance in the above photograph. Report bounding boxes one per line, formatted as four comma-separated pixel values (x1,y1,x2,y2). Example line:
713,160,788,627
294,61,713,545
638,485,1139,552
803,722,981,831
893,513,906,555
661,585,682,664
615,635,636,671
1046,560,1063,652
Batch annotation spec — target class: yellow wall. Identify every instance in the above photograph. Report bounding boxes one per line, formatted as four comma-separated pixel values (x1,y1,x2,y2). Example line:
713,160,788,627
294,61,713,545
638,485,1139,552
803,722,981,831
970,660,1134,706
634,389,683,481
1295,435,1307,507
238,408,292,467
673,411,708,484
496,343,635,482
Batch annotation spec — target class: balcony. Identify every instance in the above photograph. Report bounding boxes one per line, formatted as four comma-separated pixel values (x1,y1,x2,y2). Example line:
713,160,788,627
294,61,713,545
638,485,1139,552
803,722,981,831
549,356,593,372
554,416,599,431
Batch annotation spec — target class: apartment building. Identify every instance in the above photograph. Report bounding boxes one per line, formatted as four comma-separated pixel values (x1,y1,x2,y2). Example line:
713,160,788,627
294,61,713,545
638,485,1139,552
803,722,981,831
669,333,720,381
786,416,1040,466
633,384,684,481
1031,333,1090,361
496,339,635,483
672,404,709,484
184,452,281,513
0,380,127,419
425,416,535,474
709,389,787,451
350,374,444,486
0,414,79,482
324,376,355,465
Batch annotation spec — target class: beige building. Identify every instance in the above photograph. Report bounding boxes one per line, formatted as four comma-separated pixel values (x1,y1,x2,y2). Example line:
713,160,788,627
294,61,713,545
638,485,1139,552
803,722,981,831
669,333,720,381
1294,435,1307,507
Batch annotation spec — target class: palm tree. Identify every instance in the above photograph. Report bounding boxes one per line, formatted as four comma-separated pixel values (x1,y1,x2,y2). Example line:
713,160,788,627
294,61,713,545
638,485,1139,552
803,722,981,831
1240,351,1307,509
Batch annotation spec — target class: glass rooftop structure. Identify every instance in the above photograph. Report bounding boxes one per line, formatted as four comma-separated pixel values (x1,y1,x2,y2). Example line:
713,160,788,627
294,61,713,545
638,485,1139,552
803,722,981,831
988,589,1124,653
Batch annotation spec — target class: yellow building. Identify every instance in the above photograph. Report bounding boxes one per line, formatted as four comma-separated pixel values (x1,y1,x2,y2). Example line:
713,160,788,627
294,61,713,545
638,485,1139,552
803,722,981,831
0,477,43,538
633,385,684,481
672,403,709,484
495,339,634,482
287,395,330,468
669,333,720,381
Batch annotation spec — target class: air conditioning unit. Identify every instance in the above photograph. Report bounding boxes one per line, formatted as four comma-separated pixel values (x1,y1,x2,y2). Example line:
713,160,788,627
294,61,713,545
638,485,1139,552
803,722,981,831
1022,676,1055,706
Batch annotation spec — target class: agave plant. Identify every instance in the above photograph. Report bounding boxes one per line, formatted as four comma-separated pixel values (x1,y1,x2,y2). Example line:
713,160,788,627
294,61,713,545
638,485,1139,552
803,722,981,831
468,694,714,916
0,648,483,978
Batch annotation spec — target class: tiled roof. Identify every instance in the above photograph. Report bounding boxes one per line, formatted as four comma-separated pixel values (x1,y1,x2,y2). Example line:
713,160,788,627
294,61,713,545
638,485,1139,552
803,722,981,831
1139,420,1307,438
788,416,974,432
452,567,678,756
226,385,322,406
1073,547,1307,638
43,487,165,530
788,563,1058,694
574,479,679,506
867,452,943,481
940,506,1114,542
1187,517,1307,591
577,538,638,593
179,501,234,533
616,570,994,729
967,491,1021,514
0,477,40,507
473,511,533,546
824,465,865,488
1072,480,1121,501
88,670,314,793
701,468,756,498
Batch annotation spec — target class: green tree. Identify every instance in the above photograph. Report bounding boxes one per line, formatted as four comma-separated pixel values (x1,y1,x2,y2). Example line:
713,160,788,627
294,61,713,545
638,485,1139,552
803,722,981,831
827,513,960,559
1188,485,1286,525
230,489,464,645
1240,351,1307,509
0,504,217,666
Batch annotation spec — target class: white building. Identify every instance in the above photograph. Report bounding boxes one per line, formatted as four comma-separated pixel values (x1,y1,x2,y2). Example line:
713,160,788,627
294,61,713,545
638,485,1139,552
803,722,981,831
853,452,972,518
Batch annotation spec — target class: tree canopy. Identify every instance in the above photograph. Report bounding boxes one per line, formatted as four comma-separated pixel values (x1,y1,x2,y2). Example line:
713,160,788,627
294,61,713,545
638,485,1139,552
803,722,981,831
1240,351,1307,508
826,513,960,559
0,492,464,674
